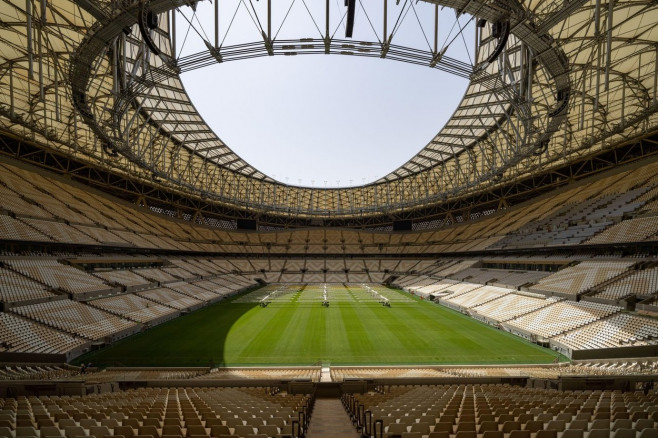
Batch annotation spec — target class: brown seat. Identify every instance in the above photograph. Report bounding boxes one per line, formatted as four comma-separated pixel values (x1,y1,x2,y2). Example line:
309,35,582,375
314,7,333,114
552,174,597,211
525,421,544,433
517,414,533,425
502,421,521,433
138,426,161,438
210,425,230,437
546,420,566,432
535,430,557,438
638,429,658,438
427,432,450,438
89,426,112,438
612,420,633,431
186,425,208,437
162,426,183,437
256,425,279,436
562,430,583,438
40,426,63,437
123,420,141,429
457,423,476,433
434,422,453,433
114,426,135,438
509,431,530,438
64,426,87,438
387,423,408,435
588,430,611,438
142,419,161,428
479,421,499,433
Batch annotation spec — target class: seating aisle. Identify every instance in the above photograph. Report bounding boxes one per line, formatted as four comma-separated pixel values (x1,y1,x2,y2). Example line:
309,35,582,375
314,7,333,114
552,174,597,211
308,398,359,438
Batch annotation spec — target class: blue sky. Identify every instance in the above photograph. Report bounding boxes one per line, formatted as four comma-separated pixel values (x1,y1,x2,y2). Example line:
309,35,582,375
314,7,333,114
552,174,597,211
177,0,473,187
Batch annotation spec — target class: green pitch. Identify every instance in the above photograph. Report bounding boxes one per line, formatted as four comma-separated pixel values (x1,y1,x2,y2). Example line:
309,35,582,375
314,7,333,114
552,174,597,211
74,285,560,367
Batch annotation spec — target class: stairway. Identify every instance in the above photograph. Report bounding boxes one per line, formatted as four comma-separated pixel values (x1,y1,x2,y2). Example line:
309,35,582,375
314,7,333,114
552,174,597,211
307,398,359,438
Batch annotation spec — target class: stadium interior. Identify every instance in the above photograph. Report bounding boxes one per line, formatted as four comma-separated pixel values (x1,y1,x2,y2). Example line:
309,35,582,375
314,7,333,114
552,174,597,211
1,0,658,436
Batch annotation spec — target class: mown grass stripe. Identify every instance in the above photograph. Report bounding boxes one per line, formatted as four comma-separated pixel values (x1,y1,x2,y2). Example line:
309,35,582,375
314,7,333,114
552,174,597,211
75,287,562,366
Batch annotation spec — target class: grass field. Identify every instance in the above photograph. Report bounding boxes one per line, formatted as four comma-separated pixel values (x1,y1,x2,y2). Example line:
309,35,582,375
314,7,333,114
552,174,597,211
74,284,561,367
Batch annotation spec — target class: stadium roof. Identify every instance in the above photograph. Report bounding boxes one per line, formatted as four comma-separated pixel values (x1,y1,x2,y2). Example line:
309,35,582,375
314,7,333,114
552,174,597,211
0,0,657,220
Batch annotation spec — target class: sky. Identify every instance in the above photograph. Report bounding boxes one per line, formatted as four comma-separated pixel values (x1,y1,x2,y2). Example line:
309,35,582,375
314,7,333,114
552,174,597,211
176,0,473,187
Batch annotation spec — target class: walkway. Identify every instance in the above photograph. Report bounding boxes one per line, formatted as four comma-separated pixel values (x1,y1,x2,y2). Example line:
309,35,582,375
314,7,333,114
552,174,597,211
307,398,359,438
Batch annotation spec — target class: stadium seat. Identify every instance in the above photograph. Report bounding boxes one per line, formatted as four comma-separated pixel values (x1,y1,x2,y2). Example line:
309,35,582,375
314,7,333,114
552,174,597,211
563,430,584,438
588,429,611,438
638,429,658,438
612,429,636,438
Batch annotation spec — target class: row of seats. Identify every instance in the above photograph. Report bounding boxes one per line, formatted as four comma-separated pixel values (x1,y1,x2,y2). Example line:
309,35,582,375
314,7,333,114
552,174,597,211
530,262,634,296
592,268,658,301
344,384,658,438
0,386,311,438
2,159,658,256
552,313,658,350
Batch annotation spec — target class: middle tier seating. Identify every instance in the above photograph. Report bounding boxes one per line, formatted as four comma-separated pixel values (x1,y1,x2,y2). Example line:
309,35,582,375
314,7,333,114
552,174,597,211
504,301,622,339
530,262,634,296
10,300,138,340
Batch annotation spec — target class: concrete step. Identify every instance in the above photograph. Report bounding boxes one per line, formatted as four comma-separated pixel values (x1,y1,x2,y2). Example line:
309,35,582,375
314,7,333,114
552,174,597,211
307,398,359,438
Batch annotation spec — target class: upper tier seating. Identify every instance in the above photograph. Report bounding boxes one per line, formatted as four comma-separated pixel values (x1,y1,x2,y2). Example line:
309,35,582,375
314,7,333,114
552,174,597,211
588,217,658,244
